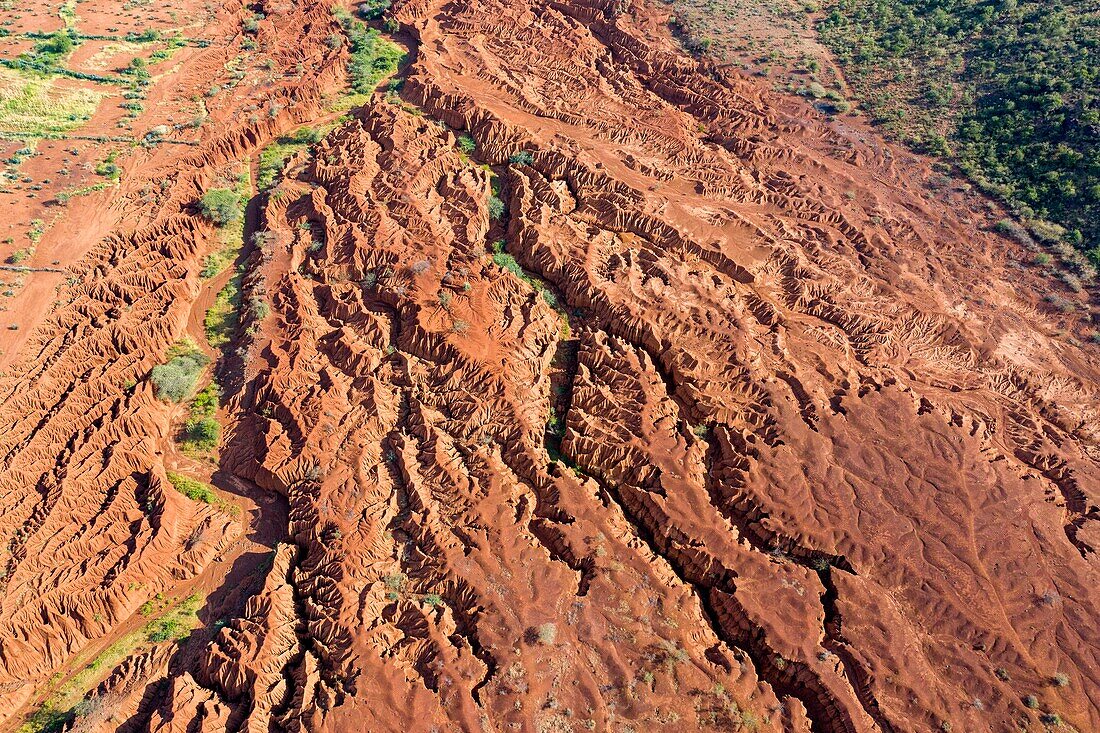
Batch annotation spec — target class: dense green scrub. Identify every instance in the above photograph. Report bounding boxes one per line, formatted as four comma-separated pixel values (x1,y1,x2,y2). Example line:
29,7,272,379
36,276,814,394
819,0,1100,261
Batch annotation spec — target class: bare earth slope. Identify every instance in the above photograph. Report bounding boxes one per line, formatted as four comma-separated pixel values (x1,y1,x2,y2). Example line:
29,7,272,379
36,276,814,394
1,0,1098,732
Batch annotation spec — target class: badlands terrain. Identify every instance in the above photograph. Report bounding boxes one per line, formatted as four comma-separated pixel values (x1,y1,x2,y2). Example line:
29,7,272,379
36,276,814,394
0,0,1097,731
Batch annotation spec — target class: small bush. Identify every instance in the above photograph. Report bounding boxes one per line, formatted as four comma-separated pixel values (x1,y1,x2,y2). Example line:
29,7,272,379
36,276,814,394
184,417,221,450
487,195,505,220
1023,695,1039,709
199,188,244,227
146,617,182,642
290,126,325,144
457,135,476,154
191,383,220,417
150,344,209,402
1051,673,1070,687
994,218,1036,248
1043,294,1077,314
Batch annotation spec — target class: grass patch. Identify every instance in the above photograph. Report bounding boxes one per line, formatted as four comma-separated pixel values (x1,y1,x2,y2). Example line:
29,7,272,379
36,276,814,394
0,67,102,136
166,471,217,503
179,382,221,452
199,188,244,227
204,269,241,348
490,240,558,307
55,181,110,203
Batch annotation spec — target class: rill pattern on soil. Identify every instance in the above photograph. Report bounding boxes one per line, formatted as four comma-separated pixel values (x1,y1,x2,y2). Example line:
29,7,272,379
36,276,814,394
0,0,1098,732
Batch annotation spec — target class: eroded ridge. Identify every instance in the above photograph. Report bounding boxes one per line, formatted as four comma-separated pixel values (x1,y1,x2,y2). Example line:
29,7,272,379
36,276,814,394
0,0,356,725
5,0,1100,731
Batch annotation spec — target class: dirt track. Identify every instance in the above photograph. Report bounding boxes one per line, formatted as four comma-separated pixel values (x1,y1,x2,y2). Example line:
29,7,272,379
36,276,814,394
0,0,1097,731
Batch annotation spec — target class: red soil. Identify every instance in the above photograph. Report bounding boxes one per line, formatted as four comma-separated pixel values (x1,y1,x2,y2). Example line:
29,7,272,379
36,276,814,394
0,0,1097,732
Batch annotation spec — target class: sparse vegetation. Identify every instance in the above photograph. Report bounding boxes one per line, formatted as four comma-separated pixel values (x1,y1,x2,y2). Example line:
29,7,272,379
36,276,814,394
204,268,241,348
257,126,326,190
358,0,392,20
818,0,1100,263
18,593,203,733
179,382,221,452
0,67,102,136
333,7,405,103
536,622,557,644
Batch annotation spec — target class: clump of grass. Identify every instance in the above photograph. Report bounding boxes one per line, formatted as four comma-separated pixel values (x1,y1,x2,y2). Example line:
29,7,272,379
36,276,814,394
257,126,326,190
489,240,561,312
200,165,251,277
179,382,222,452
182,416,220,451
6,248,31,264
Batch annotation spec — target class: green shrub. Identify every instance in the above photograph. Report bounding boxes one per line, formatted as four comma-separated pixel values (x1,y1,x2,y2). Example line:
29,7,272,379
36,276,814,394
146,617,182,642
184,417,221,450
488,195,505,220
150,343,209,402
457,134,476,154
199,188,244,227
6,248,30,264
